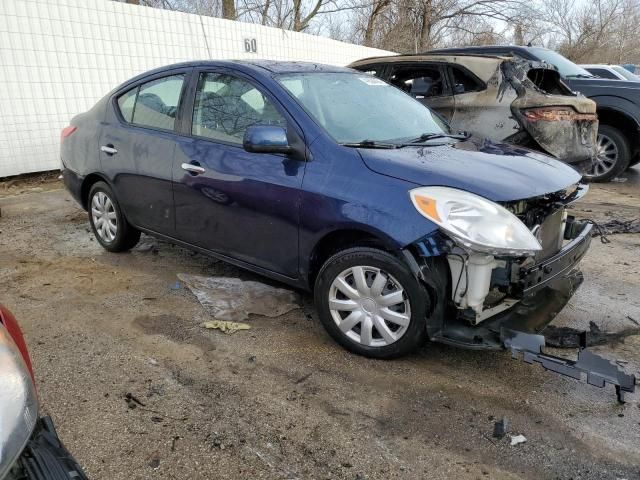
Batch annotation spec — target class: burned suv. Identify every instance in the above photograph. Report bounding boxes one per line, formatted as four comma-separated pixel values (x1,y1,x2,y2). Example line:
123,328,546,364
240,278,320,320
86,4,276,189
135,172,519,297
350,54,598,176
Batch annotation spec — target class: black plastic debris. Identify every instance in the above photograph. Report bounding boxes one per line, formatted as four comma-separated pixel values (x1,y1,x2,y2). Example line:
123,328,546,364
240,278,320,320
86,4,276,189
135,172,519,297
544,321,640,348
502,328,636,403
493,417,509,439
594,218,640,235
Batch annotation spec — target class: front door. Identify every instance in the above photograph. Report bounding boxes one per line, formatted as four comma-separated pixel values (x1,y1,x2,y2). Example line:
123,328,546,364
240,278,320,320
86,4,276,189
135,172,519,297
172,70,305,277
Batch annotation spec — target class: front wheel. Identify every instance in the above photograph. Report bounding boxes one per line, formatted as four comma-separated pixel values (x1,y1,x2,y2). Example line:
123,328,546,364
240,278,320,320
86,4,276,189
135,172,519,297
88,181,140,252
314,247,430,359
585,125,631,182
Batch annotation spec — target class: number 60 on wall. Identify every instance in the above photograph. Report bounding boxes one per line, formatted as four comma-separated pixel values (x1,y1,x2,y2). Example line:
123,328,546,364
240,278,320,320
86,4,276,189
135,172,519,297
244,38,258,53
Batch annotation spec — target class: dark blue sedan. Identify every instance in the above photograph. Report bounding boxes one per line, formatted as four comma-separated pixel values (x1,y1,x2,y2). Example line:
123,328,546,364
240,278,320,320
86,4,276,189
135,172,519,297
60,60,593,360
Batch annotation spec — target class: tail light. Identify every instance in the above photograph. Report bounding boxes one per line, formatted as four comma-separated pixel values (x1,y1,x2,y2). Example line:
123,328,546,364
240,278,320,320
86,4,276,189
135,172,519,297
60,126,77,142
521,107,596,122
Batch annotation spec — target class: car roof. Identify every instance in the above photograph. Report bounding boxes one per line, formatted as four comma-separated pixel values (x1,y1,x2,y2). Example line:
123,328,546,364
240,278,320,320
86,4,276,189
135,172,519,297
117,60,353,91
580,64,616,69
426,45,543,60
350,53,505,82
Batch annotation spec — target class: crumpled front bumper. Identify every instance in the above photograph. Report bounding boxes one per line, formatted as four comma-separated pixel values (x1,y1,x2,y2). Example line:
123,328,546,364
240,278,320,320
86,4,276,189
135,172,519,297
5,416,87,480
428,220,636,402
431,221,593,349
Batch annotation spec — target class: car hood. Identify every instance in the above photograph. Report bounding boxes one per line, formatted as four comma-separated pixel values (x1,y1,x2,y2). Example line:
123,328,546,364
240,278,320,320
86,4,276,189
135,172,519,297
357,138,582,202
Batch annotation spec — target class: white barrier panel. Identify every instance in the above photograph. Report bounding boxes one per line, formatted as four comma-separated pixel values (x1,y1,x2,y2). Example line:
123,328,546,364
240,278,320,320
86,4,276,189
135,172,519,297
0,0,391,177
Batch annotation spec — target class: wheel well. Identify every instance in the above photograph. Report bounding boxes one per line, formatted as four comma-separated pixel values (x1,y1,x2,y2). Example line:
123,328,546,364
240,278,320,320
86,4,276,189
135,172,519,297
308,229,391,287
597,109,640,155
80,173,107,209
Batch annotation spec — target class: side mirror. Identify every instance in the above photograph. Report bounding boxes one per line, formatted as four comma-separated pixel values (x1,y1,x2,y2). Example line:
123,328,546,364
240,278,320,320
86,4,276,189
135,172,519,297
454,83,465,94
243,126,292,154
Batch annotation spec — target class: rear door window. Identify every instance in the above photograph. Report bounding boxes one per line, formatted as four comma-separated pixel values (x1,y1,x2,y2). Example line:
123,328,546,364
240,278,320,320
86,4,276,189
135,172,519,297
117,88,137,123
388,65,450,98
451,67,484,93
116,74,186,130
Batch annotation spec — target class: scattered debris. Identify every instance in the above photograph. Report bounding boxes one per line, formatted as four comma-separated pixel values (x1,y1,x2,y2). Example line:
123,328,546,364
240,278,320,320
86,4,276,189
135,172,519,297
544,321,640,348
593,218,640,235
202,320,251,334
178,274,301,321
626,316,639,327
493,417,509,439
133,236,159,253
171,436,180,452
611,177,628,183
295,372,313,384
510,434,527,446
169,281,181,291
248,355,257,363
125,392,146,408
148,456,160,469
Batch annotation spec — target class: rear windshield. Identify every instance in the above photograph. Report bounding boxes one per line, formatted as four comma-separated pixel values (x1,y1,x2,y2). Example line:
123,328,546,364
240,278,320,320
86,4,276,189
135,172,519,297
528,48,594,79
612,65,640,81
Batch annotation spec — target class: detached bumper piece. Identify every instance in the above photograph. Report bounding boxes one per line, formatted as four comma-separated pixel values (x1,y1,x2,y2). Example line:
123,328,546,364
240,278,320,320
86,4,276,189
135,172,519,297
502,329,636,403
8,416,88,480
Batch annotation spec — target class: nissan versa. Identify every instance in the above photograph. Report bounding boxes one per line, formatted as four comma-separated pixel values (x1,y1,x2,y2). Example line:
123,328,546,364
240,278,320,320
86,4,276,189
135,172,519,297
61,61,635,399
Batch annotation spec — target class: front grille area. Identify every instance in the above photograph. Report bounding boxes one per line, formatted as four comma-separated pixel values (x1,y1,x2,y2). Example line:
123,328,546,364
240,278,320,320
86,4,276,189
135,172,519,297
501,188,576,260
534,208,565,261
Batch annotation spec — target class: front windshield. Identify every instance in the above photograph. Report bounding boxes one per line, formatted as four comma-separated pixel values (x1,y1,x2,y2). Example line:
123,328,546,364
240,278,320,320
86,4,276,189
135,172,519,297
612,65,640,81
276,72,446,144
529,48,594,78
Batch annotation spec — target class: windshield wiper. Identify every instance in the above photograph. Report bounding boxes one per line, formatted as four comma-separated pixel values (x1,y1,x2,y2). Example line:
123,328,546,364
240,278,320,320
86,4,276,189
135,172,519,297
341,140,401,149
406,132,471,144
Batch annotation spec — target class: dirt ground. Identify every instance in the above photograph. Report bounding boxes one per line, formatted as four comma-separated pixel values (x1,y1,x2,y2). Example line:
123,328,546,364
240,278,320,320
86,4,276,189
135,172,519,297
1,168,639,480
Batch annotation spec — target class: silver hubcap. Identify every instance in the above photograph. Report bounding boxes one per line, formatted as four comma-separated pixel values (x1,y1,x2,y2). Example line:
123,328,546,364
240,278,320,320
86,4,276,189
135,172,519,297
589,133,619,177
91,191,117,242
328,266,411,347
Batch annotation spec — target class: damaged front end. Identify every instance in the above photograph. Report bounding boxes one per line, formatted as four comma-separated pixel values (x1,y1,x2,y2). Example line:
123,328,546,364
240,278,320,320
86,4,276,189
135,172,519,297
504,60,598,170
407,183,636,401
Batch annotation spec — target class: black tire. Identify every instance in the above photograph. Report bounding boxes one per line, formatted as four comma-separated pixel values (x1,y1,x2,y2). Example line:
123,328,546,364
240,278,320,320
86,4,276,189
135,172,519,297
586,125,631,182
314,247,430,359
88,181,140,252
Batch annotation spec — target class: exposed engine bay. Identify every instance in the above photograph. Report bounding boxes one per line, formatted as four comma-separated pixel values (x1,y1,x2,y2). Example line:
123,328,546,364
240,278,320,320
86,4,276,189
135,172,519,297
445,184,585,326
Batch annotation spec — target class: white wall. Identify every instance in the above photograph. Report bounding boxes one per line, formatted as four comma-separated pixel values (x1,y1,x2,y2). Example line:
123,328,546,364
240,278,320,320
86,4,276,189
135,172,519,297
0,0,391,177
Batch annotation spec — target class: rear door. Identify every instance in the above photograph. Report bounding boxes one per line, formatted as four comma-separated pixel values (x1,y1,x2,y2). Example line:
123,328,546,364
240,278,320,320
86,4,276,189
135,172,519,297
447,61,520,141
385,63,455,122
100,70,190,234
171,68,305,277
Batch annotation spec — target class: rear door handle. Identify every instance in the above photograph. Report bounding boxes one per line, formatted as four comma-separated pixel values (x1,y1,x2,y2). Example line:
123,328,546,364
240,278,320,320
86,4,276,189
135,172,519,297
181,163,205,175
100,145,118,155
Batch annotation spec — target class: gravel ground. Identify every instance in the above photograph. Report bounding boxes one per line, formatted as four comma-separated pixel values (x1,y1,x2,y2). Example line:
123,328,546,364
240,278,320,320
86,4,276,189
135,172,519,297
1,168,639,480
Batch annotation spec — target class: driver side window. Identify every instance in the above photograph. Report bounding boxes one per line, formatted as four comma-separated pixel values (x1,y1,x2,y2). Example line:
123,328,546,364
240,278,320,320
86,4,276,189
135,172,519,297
192,72,286,144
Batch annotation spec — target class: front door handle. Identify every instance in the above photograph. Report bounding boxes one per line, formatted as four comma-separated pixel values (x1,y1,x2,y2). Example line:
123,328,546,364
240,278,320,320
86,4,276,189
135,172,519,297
100,145,118,155
181,163,206,175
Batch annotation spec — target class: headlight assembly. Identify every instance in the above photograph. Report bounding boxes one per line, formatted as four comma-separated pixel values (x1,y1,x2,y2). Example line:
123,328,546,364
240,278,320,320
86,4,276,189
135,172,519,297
410,186,542,256
0,326,38,478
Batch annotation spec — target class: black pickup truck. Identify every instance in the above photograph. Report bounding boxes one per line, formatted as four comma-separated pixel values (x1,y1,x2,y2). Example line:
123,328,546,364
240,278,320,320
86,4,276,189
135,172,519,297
429,45,640,182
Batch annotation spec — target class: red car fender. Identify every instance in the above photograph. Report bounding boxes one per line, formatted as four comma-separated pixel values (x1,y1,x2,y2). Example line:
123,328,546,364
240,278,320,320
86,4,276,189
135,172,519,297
0,304,35,382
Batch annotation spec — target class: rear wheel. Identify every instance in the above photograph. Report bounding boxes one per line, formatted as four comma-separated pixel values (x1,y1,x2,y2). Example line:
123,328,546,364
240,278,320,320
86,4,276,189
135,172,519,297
585,125,630,182
314,247,430,359
88,181,140,252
